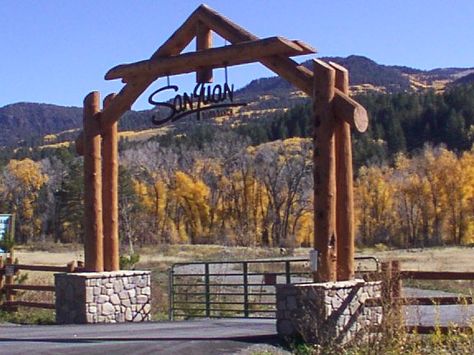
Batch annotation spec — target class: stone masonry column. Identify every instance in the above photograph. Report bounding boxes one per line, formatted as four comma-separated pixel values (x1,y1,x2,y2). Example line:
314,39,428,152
55,271,151,324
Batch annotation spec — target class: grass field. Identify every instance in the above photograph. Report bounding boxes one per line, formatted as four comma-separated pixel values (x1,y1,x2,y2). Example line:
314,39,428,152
13,244,474,270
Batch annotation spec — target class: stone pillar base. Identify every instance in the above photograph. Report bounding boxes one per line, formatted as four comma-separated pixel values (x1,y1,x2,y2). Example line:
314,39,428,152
276,279,382,345
55,270,151,324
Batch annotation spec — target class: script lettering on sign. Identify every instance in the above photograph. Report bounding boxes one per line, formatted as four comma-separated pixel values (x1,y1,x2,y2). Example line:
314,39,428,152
148,83,247,125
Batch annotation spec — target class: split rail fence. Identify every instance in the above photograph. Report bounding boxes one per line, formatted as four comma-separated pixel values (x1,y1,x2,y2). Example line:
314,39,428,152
373,260,474,334
0,256,83,311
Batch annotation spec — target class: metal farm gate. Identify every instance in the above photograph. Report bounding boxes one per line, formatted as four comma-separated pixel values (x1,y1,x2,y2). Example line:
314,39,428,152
169,256,379,320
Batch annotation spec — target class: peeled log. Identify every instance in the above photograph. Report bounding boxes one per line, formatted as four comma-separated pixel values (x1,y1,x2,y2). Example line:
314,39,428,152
312,59,337,283
102,93,119,272
330,61,355,281
83,91,104,272
105,37,315,81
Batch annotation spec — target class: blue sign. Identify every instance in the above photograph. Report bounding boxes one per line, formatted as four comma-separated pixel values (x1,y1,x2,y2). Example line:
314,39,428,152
0,214,12,253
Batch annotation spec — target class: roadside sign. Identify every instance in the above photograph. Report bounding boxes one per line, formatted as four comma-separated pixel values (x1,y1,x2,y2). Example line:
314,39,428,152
0,214,14,253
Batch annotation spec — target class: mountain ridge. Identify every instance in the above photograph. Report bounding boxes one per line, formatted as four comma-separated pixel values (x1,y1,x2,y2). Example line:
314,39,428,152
1,55,472,148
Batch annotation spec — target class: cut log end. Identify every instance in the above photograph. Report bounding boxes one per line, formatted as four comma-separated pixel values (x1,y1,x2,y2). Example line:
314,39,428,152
84,91,100,107
353,105,369,133
333,91,369,133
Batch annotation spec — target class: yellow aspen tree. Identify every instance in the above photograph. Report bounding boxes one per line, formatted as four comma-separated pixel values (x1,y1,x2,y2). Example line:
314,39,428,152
460,150,474,243
355,165,397,246
172,171,210,244
435,149,465,244
417,146,451,245
295,211,313,247
394,154,430,247
2,159,48,243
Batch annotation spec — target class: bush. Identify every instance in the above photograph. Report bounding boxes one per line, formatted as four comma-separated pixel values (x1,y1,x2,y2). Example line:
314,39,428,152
119,253,140,270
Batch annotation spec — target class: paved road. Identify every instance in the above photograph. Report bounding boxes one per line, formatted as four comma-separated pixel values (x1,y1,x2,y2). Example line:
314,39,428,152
2,287,473,354
0,319,281,355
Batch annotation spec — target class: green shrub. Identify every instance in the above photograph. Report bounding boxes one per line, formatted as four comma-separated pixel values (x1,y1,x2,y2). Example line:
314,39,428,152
119,253,140,270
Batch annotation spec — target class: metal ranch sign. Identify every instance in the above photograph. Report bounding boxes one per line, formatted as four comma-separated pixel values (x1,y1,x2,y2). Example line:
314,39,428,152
148,82,247,125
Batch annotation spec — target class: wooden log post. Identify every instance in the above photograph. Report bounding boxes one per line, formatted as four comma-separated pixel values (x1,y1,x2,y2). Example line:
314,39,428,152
313,59,337,282
196,21,213,83
381,261,392,304
102,93,120,272
67,260,78,273
330,62,355,281
391,260,402,321
83,92,104,272
391,260,401,299
5,256,14,311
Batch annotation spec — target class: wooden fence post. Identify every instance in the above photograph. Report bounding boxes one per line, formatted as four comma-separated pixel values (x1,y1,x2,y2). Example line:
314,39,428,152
391,260,402,321
313,59,337,282
381,261,394,323
102,93,120,272
391,260,401,299
330,62,354,281
5,256,15,311
83,91,104,272
67,260,78,273
381,261,392,304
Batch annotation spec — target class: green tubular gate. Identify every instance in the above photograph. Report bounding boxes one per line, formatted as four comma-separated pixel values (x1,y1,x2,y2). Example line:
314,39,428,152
168,256,379,320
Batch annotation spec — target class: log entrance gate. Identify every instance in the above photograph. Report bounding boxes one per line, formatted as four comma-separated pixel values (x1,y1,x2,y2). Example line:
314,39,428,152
75,4,368,283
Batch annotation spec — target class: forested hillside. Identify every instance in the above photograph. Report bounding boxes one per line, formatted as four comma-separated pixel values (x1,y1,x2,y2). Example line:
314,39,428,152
0,103,82,147
239,84,474,166
1,55,472,149
0,60,473,251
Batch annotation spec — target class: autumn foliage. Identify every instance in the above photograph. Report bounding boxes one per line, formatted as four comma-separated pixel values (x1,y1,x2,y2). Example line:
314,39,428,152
356,145,474,247
1,139,472,249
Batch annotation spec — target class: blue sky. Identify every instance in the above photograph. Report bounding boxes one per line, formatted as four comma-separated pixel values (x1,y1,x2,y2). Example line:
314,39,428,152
1,1,473,110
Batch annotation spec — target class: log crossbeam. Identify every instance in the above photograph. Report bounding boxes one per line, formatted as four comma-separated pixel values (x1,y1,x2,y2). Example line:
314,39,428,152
105,36,316,81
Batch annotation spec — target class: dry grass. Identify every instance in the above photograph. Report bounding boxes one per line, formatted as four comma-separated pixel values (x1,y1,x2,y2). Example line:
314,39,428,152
282,246,474,273
12,244,474,273
358,246,474,272
38,141,71,150
118,126,171,142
